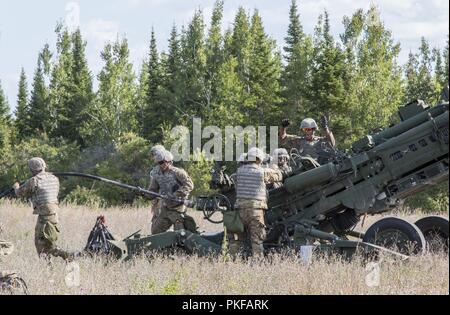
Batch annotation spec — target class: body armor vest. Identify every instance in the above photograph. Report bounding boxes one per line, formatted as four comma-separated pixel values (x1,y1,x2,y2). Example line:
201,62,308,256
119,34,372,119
236,164,267,202
32,173,59,208
152,168,180,196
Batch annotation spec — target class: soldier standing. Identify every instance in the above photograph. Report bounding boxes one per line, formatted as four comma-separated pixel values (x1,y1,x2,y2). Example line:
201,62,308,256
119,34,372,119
230,148,283,257
279,116,336,163
148,150,196,234
13,158,77,260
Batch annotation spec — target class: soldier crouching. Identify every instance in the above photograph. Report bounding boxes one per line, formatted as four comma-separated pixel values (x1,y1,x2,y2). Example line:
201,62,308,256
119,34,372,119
148,150,197,234
13,158,78,261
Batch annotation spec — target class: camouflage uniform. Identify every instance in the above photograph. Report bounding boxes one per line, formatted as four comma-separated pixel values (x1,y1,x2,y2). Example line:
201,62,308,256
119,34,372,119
149,166,194,234
149,165,162,230
14,161,73,260
269,164,292,189
230,163,282,256
280,134,331,161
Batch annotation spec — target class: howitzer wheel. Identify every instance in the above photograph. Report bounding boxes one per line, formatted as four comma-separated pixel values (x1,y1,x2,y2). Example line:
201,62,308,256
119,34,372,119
415,216,449,252
202,194,232,224
363,217,426,255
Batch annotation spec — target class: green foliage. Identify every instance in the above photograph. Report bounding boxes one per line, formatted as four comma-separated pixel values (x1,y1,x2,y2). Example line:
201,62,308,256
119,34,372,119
0,135,79,191
0,80,10,121
181,151,214,197
15,68,30,140
82,38,137,145
28,47,51,135
405,182,449,213
63,186,104,208
162,272,182,295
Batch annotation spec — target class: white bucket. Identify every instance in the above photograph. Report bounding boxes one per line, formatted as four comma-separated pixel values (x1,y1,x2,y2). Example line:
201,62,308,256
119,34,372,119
299,245,316,264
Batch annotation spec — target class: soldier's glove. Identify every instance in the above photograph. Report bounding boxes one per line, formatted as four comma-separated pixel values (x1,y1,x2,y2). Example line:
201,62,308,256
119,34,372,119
320,115,329,129
281,119,290,128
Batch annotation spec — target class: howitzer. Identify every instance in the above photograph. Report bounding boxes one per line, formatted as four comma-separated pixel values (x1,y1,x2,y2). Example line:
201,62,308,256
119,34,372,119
199,99,449,257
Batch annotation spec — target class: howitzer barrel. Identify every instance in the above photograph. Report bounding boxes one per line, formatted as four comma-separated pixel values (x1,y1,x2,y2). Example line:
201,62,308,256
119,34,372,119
371,104,447,145
284,162,339,194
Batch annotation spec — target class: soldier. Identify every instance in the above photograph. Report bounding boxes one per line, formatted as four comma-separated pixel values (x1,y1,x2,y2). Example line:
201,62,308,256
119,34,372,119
230,147,283,257
279,116,336,163
148,150,196,234
12,158,78,261
269,148,292,189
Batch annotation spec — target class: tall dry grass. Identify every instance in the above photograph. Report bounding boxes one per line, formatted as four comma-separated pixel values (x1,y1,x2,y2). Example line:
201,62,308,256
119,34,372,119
0,200,448,295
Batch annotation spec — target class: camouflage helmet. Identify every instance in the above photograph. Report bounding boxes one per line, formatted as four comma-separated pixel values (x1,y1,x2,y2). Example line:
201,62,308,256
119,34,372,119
155,150,174,163
247,147,266,162
150,145,166,156
237,153,247,164
300,118,319,130
272,148,289,159
28,157,46,174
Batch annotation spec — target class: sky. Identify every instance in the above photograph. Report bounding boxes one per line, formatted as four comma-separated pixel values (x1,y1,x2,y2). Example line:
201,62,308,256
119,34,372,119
0,0,448,113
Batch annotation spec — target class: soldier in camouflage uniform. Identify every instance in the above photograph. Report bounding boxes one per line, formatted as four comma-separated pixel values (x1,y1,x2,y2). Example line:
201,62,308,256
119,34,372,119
269,148,292,189
13,158,77,260
148,150,196,234
279,116,336,163
230,148,283,257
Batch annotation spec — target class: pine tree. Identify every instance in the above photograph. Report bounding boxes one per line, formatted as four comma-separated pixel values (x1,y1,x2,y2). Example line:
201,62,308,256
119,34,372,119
0,80,10,121
0,81,11,156
180,10,207,119
15,68,30,139
230,7,252,93
205,0,225,112
416,37,436,103
142,28,161,140
444,35,449,84
50,27,93,146
136,60,149,138
404,51,420,103
49,26,73,139
248,10,282,125
67,29,94,146
281,0,314,120
157,24,185,135
28,52,51,134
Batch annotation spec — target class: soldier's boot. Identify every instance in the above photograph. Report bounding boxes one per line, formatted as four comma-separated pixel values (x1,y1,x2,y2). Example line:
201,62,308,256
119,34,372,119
251,242,265,258
228,234,244,260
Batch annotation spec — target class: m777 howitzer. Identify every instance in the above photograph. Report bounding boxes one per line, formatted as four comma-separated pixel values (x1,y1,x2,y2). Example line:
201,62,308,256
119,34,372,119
209,98,449,257
262,99,449,256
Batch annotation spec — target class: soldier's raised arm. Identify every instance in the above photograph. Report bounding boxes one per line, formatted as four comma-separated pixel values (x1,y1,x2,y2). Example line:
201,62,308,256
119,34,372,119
320,115,336,148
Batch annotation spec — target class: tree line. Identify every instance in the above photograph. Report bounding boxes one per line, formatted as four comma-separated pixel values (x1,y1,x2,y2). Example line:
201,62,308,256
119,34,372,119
0,0,448,210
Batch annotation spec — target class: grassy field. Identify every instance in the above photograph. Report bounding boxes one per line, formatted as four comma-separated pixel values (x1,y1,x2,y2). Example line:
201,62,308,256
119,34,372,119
0,200,448,295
